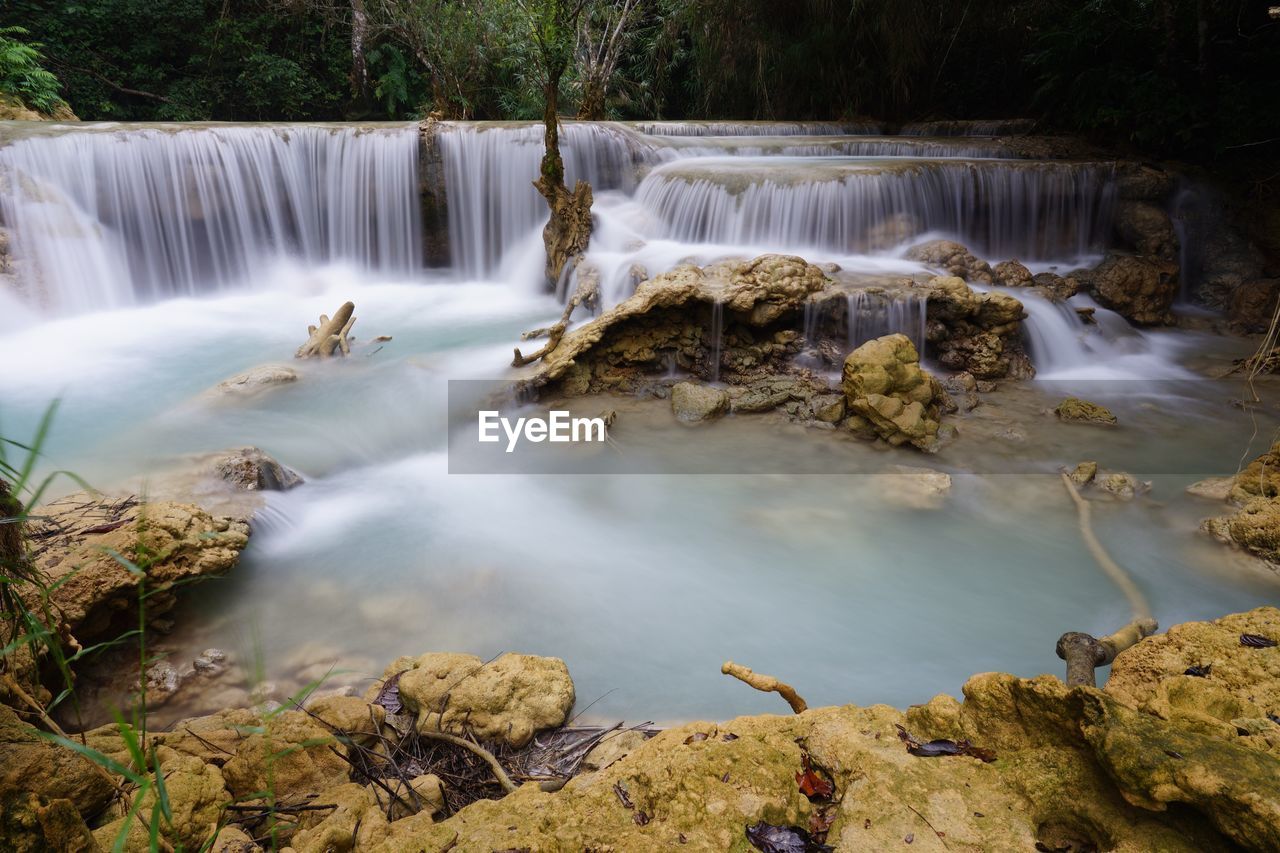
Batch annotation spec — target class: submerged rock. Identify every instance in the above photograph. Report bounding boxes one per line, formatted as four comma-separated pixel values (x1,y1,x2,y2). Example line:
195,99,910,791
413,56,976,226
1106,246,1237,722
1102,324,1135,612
671,381,729,423
213,363,298,397
1055,397,1118,425
210,446,303,492
842,333,944,452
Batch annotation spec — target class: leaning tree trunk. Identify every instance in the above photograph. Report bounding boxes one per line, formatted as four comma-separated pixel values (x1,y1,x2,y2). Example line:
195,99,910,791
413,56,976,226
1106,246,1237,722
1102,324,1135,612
349,0,370,106
533,78,593,289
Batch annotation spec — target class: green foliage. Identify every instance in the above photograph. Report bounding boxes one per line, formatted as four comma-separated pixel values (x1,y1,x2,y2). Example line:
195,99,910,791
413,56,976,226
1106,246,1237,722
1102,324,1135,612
0,25,64,113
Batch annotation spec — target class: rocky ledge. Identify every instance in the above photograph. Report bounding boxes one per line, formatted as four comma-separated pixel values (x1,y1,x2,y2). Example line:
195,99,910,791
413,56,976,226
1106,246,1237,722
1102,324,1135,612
4,608,1278,852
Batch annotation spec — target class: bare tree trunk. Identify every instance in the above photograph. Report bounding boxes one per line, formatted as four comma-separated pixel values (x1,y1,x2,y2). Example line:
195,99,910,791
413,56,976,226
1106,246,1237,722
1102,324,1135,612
350,0,371,103
533,77,593,289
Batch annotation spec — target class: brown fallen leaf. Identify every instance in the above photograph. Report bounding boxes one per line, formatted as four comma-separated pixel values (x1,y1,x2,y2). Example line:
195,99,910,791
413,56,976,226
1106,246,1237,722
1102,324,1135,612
796,752,834,801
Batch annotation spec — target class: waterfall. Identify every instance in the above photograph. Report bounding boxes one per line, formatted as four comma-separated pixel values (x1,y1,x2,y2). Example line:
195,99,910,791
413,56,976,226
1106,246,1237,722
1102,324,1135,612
625,120,880,136
635,159,1115,260
846,291,927,353
0,123,422,312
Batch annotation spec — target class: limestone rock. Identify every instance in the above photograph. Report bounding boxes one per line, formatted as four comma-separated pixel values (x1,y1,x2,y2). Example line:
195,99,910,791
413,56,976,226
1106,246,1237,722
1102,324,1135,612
923,275,1030,379
1069,461,1099,486
905,239,994,283
1098,471,1150,500
1055,397,1117,425
221,710,351,800
0,706,115,822
1228,439,1280,503
213,364,298,397
671,381,730,423
1228,279,1280,333
289,783,391,852
92,749,230,852
306,695,386,745
1206,498,1280,564
396,652,575,748
1032,271,1083,302
1114,200,1179,260
210,447,303,492
1186,477,1234,502
1088,253,1179,326
581,730,651,772
23,493,250,646
0,791,98,853
372,773,446,821
992,259,1033,287
872,465,953,509
842,334,944,452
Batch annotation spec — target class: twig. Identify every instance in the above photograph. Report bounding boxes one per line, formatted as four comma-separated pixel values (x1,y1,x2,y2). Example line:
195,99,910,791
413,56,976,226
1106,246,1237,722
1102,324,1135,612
720,661,808,714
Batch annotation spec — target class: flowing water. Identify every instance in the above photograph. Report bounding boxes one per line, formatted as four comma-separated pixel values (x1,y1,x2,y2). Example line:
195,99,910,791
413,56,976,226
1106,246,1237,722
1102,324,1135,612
0,119,1276,725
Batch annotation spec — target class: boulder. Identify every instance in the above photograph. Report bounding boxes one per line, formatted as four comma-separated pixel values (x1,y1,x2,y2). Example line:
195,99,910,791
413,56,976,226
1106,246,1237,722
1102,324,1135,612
1088,253,1179,326
992,259,1033,287
22,493,250,645
871,465,953,509
905,239,994,283
210,447,303,492
1114,200,1179,260
0,706,115,821
922,276,1030,379
92,748,230,852
1114,163,1175,201
1186,477,1233,502
394,652,575,748
289,783,391,851
1228,278,1280,333
671,382,730,423
842,334,944,452
0,791,98,853
1068,461,1099,486
1205,498,1280,565
220,709,351,801
1098,471,1150,500
1054,397,1117,425
1032,271,1083,302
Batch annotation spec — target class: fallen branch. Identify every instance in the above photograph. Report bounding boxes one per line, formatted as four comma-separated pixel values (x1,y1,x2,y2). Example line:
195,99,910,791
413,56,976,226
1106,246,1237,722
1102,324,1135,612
296,302,357,358
1060,472,1152,621
416,730,518,794
721,661,808,714
512,262,599,367
1056,618,1158,687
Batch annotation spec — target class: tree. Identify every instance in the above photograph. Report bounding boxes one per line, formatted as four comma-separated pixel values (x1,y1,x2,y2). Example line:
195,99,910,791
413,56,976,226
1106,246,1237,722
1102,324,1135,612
574,0,644,119
518,0,594,287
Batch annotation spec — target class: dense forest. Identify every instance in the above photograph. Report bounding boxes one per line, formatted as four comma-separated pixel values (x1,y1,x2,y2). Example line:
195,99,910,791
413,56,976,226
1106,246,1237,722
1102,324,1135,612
1,0,1278,161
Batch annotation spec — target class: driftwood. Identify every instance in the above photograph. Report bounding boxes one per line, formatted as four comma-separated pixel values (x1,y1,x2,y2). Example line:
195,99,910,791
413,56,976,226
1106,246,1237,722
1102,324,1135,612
512,264,600,366
721,660,808,714
296,302,356,358
1056,618,1158,687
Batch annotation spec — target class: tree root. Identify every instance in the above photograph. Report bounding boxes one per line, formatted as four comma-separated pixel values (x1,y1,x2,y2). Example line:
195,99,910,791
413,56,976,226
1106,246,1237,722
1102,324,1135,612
721,660,808,714
512,263,600,366
1060,472,1152,621
296,302,357,358
416,730,518,794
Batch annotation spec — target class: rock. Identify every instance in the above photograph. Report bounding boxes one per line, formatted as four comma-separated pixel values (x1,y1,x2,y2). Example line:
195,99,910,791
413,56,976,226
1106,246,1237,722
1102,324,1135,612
905,239,993,283
1199,223,1266,310
221,709,352,801
522,254,829,396
1114,200,1179,260
1088,253,1179,326
1186,477,1234,502
581,730,651,772
208,825,260,852
1069,461,1099,486
395,652,575,748
0,93,77,122
1228,278,1280,333
1114,163,1175,201
842,334,944,451
306,695,386,745
213,364,298,397
22,493,250,646
864,212,922,251
210,447,303,491
1228,439,1280,503
872,465,953,509
372,773,446,821
940,372,979,412
1206,498,1280,565
1054,397,1117,425
923,276,1030,379
1032,271,1083,302
0,791,98,853
0,706,116,823
992,259,1033,287
289,783,390,851
92,748,231,852
1098,471,1150,500
670,382,729,423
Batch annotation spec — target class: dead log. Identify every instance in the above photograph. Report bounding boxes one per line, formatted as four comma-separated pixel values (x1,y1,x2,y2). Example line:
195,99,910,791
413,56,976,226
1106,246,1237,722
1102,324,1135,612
512,263,600,367
296,302,356,358
721,660,808,714
1056,618,1158,687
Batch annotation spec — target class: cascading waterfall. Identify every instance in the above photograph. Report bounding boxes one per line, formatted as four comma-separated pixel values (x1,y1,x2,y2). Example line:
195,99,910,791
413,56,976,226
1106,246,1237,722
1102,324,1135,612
625,120,880,136
0,123,422,312
635,158,1115,260
846,291,928,353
